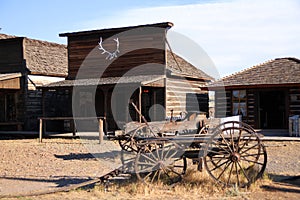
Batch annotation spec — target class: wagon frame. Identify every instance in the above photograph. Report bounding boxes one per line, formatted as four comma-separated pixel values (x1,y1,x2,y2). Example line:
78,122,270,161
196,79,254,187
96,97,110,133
111,104,267,188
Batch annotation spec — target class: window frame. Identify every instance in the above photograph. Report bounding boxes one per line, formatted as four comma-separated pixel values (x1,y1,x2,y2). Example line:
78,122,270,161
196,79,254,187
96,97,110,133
232,90,247,117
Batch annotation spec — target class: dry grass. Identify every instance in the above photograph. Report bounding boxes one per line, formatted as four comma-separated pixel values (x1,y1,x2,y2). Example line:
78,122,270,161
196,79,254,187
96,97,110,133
91,165,271,199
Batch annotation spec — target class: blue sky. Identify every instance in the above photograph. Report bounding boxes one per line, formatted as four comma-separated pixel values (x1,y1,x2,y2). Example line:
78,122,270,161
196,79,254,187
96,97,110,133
1,0,299,77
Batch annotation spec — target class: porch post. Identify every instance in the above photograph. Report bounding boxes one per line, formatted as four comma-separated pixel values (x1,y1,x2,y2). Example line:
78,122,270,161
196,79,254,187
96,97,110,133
139,86,142,123
39,118,43,143
103,88,108,134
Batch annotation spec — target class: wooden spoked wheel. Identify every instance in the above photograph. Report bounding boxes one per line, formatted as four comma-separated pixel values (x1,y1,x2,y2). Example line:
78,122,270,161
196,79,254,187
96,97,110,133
135,141,187,185
198,125,209,135
204,121,267,188
118,134,137,152
119,125,160,152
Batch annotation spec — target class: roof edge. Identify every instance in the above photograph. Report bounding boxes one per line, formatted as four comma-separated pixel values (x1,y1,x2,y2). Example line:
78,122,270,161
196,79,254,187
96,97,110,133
208,83,300,90
221,57,300,81
0,72,22,81
59,22,174,37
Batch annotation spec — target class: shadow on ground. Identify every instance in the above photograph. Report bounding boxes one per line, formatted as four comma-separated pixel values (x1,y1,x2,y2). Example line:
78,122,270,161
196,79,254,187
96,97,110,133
0,175,94,188
261,174,300,194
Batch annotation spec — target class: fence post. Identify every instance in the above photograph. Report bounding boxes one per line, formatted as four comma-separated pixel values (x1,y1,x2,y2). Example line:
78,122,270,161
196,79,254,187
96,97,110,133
39,118,43,143
99,119,104,144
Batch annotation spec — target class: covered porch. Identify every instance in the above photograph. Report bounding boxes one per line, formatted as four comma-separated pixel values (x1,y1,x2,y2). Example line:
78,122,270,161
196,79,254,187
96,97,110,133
40,75,166,133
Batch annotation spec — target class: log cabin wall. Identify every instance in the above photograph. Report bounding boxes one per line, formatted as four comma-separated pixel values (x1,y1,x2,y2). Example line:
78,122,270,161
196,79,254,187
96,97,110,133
246,89,256,127
165,76,208,118
215,87,295,129
214,90,231,118
289,88,300,116
24,76,66,130
63,28,167,79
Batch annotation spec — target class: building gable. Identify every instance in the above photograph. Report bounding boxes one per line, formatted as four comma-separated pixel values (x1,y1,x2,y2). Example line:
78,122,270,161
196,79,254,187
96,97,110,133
60,22,173,79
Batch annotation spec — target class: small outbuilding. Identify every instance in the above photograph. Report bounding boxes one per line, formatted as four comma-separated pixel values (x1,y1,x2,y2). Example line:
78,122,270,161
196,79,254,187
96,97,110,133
209,57,300,130
0,34,67,131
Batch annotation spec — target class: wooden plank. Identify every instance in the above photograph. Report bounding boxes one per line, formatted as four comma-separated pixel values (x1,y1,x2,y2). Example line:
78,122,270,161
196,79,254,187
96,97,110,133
0,78,20,89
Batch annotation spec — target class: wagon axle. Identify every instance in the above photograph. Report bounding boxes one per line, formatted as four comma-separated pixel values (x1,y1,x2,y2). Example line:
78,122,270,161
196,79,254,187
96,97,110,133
230,152,241,162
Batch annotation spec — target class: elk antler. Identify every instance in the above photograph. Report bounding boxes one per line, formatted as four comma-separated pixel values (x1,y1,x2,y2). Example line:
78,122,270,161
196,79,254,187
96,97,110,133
98,37,120,60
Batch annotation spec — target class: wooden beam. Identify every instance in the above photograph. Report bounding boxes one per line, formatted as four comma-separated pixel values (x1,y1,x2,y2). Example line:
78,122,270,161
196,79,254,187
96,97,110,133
139,87,142,123
39,118,43,143
0,78,20,89
99,119,104,144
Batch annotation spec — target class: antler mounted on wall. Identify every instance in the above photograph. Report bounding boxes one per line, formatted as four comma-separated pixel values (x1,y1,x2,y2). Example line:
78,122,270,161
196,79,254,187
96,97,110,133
98,37,120,60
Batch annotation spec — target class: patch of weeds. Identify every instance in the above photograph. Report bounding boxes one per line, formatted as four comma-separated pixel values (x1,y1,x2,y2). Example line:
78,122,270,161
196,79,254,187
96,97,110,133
225,184,241,197
16,197,33,200
262,172,270,180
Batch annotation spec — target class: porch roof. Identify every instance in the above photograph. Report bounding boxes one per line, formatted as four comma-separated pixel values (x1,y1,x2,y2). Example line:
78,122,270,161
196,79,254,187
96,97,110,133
0,73,22,89
0,73,22,81
41,75,165,88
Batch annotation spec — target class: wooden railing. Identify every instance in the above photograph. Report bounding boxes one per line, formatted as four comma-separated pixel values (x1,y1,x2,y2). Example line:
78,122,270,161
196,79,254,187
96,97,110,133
38,117,105,143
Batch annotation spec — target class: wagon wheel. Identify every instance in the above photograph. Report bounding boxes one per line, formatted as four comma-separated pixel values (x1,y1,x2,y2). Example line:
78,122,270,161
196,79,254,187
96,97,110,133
118,134,137,152
119,125,160,152
203,121,267,188
198,125,209,134
135,141,187,185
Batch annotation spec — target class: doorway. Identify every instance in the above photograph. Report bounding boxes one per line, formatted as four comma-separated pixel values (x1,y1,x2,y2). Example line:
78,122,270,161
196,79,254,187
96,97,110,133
141,87,165,122
258,90,287,129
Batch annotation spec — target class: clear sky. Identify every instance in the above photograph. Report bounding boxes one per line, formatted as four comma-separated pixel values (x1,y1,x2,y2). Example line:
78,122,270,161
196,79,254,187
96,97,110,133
1,0,299,77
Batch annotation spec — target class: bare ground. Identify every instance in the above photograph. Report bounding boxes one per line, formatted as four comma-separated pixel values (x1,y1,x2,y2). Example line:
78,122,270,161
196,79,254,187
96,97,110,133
0,137,299,199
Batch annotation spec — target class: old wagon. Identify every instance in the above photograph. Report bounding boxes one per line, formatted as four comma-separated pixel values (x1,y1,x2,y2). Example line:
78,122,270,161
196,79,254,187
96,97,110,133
109,103,267,188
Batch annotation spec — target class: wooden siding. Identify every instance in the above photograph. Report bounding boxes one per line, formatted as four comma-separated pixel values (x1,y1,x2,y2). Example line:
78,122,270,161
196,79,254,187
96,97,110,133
215,90,231,118
165,77,208,117
246,90,255,127
289,88,300,115
0,38,24,73
24,89,42,130
66,29,166,79
215,87,296,129
0,77,20,89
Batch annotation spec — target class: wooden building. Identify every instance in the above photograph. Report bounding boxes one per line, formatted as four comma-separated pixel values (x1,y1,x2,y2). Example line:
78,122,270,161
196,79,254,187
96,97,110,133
209,57,300,130
42,22,213,131
0,34,67,131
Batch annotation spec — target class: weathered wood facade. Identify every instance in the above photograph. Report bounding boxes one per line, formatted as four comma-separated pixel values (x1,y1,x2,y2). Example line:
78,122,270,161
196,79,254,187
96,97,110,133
0,34,67,131
210,57,300,130
43,22,213,131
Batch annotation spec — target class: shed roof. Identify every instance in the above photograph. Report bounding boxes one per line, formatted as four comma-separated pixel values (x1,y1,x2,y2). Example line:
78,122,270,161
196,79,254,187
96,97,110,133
166,51,214,81
0,33,17,39
209,57,300,89
23,38,67,77
42,75,165,88
0,34,67,77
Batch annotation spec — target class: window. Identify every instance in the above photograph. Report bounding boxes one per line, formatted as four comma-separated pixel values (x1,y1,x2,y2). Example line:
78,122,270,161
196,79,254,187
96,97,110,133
232,90,247,117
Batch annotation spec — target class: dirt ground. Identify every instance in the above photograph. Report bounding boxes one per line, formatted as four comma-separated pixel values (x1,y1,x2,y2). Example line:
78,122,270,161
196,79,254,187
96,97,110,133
0,137,299,199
